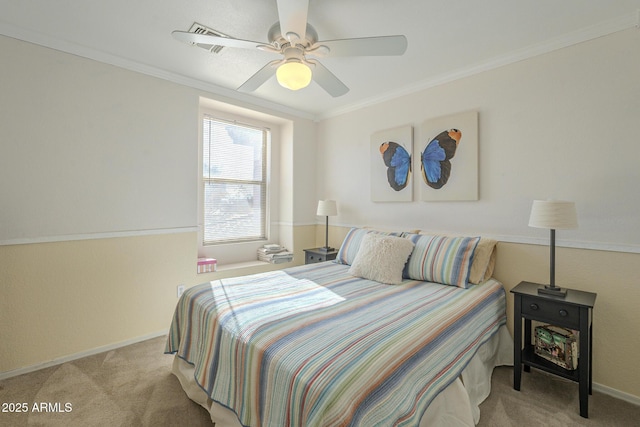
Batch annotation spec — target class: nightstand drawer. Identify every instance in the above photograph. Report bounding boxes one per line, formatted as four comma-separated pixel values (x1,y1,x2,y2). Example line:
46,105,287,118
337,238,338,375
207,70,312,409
521,296,580,329
305,252,324,264
304,248,338,264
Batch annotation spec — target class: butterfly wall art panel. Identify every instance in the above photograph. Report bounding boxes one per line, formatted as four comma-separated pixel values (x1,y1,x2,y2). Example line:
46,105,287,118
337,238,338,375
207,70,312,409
371,125,413,202
419,111,478,201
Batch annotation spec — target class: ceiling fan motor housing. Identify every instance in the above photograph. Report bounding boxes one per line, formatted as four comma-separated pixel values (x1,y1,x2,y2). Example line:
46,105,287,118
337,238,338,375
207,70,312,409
268,22,318,48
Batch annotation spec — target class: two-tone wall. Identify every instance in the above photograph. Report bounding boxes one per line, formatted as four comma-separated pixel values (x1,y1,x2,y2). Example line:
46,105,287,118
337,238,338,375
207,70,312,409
315,29,640,402
0,34,317,375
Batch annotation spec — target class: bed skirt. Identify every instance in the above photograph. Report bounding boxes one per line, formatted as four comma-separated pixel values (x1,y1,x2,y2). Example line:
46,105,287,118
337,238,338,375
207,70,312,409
171,324,513,426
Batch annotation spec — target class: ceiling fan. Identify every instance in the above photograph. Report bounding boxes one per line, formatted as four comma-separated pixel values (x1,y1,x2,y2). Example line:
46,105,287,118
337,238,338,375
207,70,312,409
172,0,407,97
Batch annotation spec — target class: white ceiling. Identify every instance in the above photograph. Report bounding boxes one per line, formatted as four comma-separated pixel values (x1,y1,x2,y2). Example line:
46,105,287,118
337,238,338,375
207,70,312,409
1,0,638,119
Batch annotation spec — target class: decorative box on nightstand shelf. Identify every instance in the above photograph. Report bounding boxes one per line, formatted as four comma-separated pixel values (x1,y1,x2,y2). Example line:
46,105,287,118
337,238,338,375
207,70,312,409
304,248,338,264
534,324,578,370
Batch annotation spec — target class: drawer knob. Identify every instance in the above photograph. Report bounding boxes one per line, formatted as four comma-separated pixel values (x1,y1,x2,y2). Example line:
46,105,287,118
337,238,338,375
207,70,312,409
559,309,568,317
529,303,539,310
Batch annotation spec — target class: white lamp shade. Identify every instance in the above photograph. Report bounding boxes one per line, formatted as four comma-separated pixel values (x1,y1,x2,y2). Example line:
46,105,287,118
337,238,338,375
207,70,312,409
528,200,578,230
276,61,312,91
317,200,338,217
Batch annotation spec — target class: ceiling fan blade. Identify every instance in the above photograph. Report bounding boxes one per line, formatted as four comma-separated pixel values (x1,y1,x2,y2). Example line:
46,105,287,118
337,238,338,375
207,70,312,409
276,0,309,42
237,60,281,93
313,35,407,57
172,30,264,50
308,60,349,97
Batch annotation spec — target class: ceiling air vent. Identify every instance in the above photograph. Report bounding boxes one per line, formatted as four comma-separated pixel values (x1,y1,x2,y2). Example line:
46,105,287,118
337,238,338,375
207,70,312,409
188,22,230,54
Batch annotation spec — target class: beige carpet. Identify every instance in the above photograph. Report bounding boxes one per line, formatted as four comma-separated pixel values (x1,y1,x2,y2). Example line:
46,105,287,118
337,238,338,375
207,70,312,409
477,366,640,426
1,336,639,426
0,336,211,427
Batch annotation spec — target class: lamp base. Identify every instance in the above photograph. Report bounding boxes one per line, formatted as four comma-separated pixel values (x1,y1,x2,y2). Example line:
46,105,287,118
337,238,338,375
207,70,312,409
318,246,335,253
538,285,567,297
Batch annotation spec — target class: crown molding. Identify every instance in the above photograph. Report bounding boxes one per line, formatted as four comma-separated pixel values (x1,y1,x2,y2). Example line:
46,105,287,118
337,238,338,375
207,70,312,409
318,12,638,120
0,22,316,122
1,11,636,124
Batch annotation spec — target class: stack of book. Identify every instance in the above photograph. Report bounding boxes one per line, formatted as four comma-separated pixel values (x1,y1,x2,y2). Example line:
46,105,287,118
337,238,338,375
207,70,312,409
257,244,294,264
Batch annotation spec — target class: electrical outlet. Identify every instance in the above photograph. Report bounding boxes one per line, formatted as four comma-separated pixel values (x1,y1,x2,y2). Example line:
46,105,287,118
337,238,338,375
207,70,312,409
177,285,185,298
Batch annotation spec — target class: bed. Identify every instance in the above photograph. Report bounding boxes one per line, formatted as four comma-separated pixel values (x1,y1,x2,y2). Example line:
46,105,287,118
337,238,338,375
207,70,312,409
166,229,513,426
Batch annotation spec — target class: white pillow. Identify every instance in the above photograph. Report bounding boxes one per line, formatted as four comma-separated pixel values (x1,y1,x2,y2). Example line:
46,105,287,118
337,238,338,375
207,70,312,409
348,233,415,285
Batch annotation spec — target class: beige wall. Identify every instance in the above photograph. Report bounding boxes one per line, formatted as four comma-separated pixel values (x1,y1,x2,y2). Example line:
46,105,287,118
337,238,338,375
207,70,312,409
0,226,316,375
0,232,196,372
494,242,640,400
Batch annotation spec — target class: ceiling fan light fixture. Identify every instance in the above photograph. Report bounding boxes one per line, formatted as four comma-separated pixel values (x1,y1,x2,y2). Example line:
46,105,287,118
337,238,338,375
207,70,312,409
276,61,312,91
173,1,407,97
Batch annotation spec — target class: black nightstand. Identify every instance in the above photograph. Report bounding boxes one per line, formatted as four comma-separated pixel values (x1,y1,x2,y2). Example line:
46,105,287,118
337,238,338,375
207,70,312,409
304,248,338,264
511,281,597,418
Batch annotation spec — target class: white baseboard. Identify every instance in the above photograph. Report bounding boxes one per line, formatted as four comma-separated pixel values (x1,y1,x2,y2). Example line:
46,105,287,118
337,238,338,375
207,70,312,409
593,382,640,407
0,330,168,381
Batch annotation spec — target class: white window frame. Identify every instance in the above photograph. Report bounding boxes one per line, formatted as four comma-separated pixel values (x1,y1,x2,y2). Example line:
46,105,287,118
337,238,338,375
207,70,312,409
202,115,269,244
198,107,278,264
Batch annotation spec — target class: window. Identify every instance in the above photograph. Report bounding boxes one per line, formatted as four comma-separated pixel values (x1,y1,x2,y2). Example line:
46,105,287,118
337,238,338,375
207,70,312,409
202,116,269,245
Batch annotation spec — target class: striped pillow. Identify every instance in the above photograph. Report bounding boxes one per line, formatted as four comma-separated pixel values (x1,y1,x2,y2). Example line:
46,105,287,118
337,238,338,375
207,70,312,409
336,228,403,265
404,234,480,288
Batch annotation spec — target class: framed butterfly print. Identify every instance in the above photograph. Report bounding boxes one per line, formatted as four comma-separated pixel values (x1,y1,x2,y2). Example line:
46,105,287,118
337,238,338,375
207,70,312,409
419,111,478,201
371,125,413,202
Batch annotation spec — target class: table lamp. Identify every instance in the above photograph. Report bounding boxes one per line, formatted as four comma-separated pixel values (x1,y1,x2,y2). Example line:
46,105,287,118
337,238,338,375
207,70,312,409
528,200,578,297
317,200,337,252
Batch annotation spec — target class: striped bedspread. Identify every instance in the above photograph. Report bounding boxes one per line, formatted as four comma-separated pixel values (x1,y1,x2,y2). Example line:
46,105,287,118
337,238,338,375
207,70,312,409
165,261,506,427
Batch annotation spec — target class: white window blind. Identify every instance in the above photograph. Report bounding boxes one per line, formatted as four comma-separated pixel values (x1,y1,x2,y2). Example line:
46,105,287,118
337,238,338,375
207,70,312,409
202,116,269,244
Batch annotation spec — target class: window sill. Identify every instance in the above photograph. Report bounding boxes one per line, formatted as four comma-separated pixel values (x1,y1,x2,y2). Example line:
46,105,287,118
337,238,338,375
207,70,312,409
196,259,296,278
216,260,270,272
